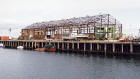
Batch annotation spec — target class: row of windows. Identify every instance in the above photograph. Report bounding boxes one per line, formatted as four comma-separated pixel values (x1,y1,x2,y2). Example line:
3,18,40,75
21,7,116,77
46,29,95,35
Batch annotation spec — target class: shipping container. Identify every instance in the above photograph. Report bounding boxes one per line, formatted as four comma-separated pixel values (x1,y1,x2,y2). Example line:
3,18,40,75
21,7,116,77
1,36,9,40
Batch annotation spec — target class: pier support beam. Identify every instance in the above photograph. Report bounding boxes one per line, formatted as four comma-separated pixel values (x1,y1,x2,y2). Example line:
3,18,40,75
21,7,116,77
72,42,74,50
130,43,133,54
35,42,36,49
32,42,34,49
1,40,139,56
17,42,19,46
84,43,86,51
77,42,79,50
113,43,115,53
90,43,92,52
41,42,43,48
62,42,64,50
58,42,59,49
12,42,14,47
67,43,69,50
26,42,28,49
104,44,107,53
97,43,99,51
10,42,12,47
122,44,123,53
28,42,30,49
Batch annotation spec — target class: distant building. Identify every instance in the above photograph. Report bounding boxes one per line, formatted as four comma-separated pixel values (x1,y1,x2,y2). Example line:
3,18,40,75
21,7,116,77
19,14,122,40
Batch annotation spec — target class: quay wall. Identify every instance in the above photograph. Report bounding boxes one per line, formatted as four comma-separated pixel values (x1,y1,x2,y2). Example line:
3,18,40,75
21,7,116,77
0,40,140,55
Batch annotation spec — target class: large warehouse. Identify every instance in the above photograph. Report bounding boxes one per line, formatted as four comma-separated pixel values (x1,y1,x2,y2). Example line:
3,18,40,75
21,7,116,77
19,14,122,40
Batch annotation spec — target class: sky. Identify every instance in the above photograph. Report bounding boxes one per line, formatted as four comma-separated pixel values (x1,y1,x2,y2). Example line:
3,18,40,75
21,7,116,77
0,0,140,38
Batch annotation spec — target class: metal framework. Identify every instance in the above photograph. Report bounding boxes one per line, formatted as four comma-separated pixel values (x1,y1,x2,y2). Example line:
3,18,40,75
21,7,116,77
24,14,122,39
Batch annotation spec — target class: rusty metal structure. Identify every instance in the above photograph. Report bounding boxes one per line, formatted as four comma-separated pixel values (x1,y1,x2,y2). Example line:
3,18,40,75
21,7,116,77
19,14,122,40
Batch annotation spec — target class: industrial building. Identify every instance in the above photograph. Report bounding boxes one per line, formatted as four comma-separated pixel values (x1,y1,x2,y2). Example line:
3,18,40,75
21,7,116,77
19,14,122,40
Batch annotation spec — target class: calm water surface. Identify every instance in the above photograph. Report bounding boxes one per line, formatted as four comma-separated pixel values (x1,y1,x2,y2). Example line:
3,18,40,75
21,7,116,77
0,48,140,79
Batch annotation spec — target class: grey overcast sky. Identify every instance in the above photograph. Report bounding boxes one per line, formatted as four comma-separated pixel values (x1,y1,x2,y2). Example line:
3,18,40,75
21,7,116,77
0,0,140,37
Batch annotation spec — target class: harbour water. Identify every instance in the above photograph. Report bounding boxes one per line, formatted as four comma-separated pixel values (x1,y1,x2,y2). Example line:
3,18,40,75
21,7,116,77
0,48,140,79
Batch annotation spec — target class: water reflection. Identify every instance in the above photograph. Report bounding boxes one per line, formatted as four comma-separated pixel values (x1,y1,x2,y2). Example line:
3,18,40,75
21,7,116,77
0,49,140,79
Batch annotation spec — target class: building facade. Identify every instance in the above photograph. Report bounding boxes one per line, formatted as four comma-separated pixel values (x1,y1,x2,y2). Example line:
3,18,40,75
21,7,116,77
19,14,122,40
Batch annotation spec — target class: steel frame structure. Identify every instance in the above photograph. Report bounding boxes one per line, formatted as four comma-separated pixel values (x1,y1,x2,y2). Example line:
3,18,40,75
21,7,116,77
23,14,122,39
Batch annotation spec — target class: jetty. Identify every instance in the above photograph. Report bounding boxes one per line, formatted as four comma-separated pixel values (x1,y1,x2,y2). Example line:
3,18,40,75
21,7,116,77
1,40,140,56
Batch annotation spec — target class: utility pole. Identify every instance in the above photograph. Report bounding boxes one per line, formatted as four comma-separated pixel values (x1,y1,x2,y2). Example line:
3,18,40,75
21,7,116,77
9,28,12,40
138,29,140,38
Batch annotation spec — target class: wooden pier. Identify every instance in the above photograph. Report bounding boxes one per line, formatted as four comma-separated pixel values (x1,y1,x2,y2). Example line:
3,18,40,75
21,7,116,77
0,40,140,56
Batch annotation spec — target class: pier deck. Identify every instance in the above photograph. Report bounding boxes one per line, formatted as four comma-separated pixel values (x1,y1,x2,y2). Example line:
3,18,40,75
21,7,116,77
0,40,140,56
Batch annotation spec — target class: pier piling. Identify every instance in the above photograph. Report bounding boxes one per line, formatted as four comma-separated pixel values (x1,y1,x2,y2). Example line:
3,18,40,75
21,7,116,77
0,40,139,56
